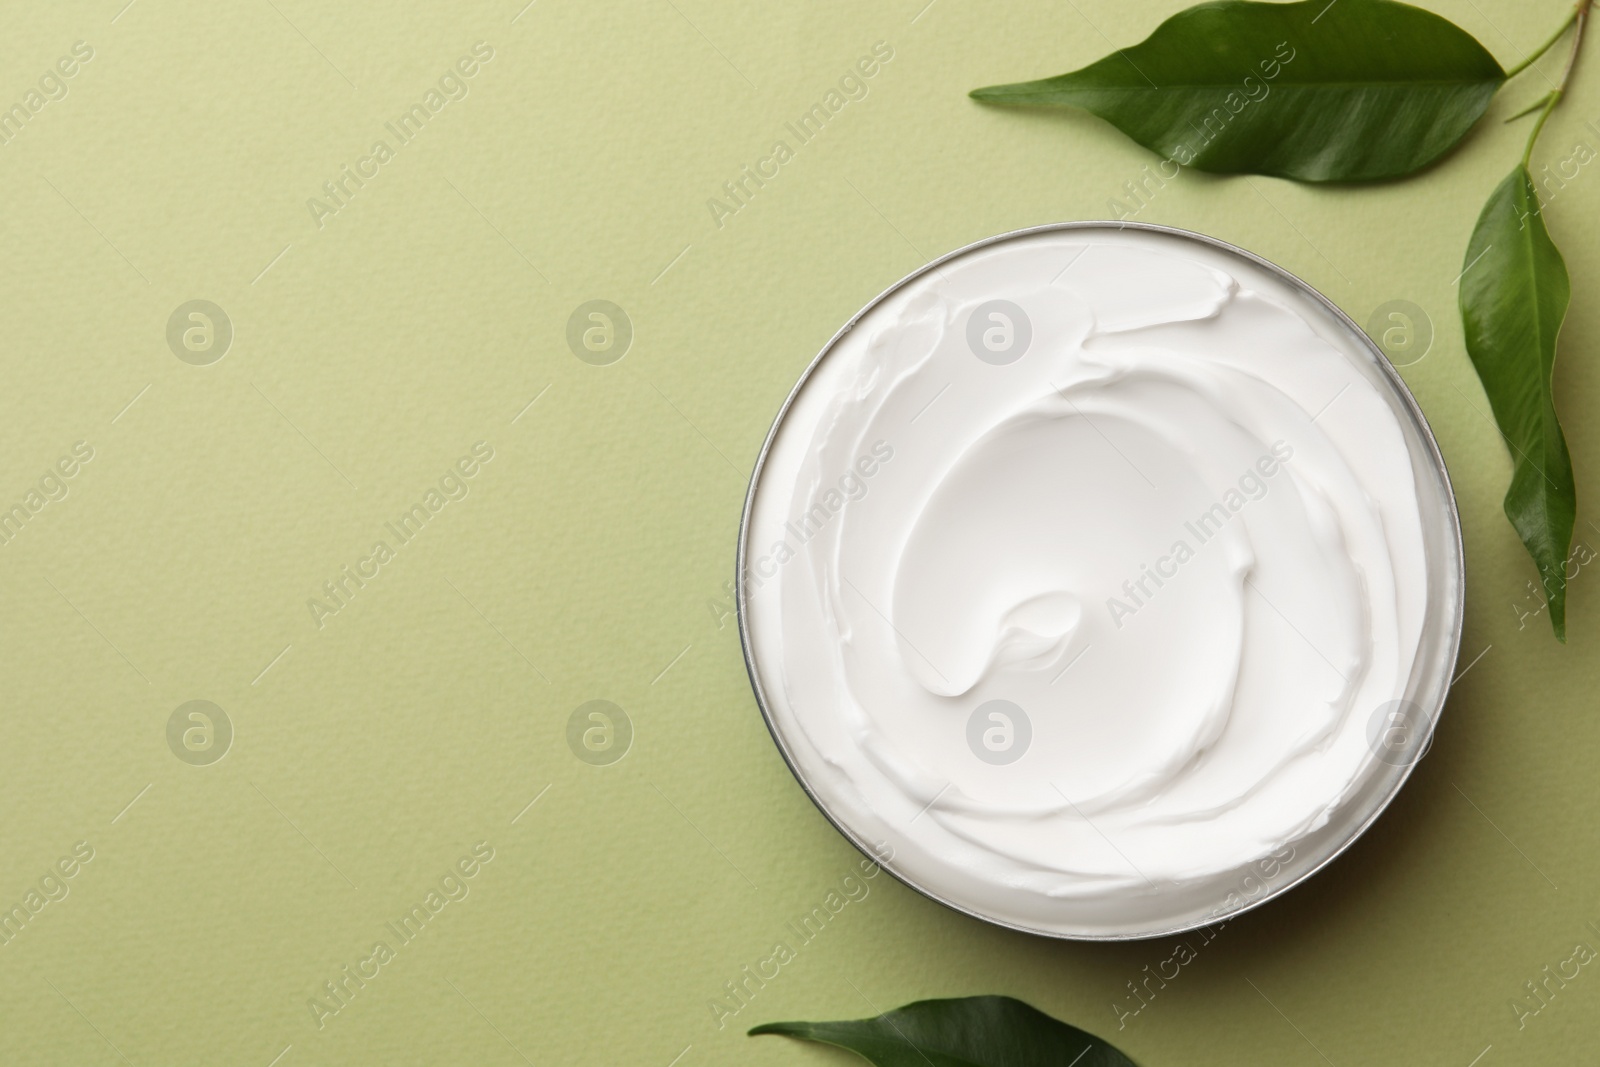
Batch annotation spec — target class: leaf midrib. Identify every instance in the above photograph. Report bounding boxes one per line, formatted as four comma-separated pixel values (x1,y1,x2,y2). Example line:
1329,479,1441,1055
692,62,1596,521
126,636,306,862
981,74,1502,95
1513,177,1561,467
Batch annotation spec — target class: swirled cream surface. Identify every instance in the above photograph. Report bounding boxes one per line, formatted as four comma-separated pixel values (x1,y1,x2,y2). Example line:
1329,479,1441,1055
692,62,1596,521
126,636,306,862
742,226,1457,938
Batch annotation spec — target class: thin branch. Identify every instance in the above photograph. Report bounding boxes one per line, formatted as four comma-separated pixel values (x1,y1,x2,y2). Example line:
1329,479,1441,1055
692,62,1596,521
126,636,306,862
1504,1,1582,79
1523,0,1590,166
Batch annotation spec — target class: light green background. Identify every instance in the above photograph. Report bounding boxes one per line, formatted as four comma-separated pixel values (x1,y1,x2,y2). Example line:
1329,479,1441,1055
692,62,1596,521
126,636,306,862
0,0,1596,1063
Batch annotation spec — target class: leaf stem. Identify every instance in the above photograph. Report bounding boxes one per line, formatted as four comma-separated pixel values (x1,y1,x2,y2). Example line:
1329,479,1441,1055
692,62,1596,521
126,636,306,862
1522,0,1591,166
1504,90,1557,122
1504,3,1582,79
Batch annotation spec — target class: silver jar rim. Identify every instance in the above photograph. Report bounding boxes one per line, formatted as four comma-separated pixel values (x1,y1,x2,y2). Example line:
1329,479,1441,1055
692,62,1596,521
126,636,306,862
735,221,1466,941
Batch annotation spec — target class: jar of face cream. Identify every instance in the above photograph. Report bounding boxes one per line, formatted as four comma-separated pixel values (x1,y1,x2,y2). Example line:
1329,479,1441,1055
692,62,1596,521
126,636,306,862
739,223,1463,940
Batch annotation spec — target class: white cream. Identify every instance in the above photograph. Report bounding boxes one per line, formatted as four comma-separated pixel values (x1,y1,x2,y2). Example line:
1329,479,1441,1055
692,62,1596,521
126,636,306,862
742,226,1461,939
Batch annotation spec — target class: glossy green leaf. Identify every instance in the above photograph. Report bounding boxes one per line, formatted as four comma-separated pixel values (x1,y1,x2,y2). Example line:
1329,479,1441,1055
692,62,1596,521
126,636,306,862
749,996,1137,1067
970,0,1505,181
1460,165,1575,640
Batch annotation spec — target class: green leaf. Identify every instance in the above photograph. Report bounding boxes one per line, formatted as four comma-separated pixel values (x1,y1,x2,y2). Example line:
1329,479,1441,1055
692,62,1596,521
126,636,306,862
969,0,1505,181
748,996,1137,1067
1459,165,1575,640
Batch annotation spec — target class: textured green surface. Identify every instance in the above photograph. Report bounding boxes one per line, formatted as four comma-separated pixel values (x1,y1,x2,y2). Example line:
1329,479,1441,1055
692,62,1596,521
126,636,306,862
0,1,1596,1064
